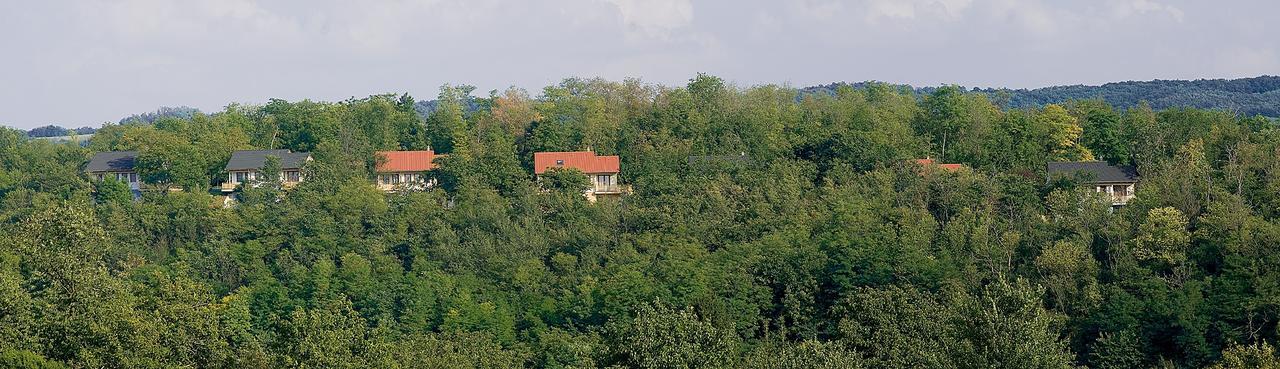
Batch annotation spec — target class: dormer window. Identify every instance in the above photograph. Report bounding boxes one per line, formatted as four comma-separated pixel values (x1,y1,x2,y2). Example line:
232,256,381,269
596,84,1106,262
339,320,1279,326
555,160,564,166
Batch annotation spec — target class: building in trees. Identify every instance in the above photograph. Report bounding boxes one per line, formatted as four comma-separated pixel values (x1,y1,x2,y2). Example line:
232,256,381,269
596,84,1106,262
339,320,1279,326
85,151,140,192
534,151,623,201
374,150,441,192
1047,161,1139,206
914,158,967,172
222,149,311,192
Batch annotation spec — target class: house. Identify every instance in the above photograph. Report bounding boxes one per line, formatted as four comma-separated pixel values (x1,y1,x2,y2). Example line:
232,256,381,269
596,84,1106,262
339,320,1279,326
914,158,966,172
533,151,623,201
375,150,441,192
222,149,312,192
86,151,140,191
1047,161,1139,206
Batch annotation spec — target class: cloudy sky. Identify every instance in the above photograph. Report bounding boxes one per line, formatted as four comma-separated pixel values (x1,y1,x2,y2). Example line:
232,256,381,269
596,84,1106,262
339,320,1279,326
1,0,1276,129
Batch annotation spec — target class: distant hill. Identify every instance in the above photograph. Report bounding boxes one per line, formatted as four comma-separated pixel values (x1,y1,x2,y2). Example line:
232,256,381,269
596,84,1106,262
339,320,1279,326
25,124,96,138
118,106,201,124
20,77,1278,133
31,133,93,146
412,96,484,119
802,76,1280,117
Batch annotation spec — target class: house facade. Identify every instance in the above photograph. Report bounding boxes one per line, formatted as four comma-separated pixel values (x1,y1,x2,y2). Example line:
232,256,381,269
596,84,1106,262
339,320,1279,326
534,151,623,201
1047,161,1139,206
222,150,312,192
375,150,440,192
86,151,140,191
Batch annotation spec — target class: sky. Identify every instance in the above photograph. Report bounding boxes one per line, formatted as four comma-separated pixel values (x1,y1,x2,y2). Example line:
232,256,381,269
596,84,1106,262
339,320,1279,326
1,0,1277,129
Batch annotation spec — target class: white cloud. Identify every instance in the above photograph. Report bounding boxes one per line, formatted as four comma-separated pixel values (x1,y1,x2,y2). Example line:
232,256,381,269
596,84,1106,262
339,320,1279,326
93,0,299,39
861,0,974,22
1110,0,1185,22
603,0,694,39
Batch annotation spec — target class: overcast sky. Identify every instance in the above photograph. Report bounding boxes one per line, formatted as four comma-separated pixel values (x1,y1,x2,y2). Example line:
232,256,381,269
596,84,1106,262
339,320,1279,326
1,0,1276,129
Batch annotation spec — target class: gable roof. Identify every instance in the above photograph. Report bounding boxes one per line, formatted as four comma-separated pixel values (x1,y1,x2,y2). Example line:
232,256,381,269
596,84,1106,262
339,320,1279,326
225,150,311,171
1047,161,1139,183
86,151,137,172
376,150,440,172
534,151,620,174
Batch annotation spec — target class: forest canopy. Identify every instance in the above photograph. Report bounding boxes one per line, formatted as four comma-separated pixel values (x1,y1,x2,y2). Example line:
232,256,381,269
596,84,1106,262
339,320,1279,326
1,75,1279,368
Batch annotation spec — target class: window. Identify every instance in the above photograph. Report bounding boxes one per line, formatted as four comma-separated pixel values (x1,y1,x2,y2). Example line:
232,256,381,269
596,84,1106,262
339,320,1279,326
285,171,300,182
555,160,564,166
1113,185,1129,197
129,173,137,183
596,175,611,186
390,174,401,184
235,172,248,183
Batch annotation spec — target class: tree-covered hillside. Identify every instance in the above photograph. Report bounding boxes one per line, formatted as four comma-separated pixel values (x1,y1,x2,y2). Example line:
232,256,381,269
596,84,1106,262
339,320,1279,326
1,75,1279,368
805,75,1280,118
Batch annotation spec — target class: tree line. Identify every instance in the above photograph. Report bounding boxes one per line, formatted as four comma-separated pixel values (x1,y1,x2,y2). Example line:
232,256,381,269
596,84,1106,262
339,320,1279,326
0,75,1279,368
806,75,1280,118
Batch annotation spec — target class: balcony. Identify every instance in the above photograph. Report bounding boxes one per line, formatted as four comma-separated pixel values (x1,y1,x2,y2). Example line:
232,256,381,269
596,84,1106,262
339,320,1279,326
591,184,627,194
1110,193,1135,206
1095,184,1136,206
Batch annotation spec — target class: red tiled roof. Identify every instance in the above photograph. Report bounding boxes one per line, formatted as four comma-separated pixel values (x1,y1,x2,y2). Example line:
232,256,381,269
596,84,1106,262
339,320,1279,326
915,158,966,172
376,150,439,172
534,151,620,174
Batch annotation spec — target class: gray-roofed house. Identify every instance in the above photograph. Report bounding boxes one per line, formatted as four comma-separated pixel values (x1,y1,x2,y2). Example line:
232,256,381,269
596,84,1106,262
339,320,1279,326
1047,161,1140,206
86,151,140,191
222,149,312,192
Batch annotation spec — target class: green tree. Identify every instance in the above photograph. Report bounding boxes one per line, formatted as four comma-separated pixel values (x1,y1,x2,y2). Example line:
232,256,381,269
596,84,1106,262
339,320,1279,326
0,350,67,369
538,167,590,195
1132,207,1191,272
1037,104,1093,161
94,178,133,204
1209,342,1280,369
612,303,739,369
1088,330,1147,369
1034,240,1101,314
1073,99,1129,164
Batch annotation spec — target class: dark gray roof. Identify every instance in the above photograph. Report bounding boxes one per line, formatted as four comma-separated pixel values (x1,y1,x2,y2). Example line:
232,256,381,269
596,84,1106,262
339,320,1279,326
225,150,311,171
1047,161,1139,183
86,151,137,172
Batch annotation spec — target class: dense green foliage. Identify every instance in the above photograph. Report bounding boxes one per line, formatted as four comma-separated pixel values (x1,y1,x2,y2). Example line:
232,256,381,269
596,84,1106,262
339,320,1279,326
1,75,1279,368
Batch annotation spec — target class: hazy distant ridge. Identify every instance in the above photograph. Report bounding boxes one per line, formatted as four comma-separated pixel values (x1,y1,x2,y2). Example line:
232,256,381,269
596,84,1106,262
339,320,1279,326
803,76,1280,117
22,76,1280,137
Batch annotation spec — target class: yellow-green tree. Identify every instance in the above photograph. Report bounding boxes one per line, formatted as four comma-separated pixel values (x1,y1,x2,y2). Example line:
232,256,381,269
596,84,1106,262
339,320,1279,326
1037,104,1094,161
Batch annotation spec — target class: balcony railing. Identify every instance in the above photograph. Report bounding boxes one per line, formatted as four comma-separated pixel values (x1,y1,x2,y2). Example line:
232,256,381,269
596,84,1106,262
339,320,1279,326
1110,193,1135,205
592,184,626,194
